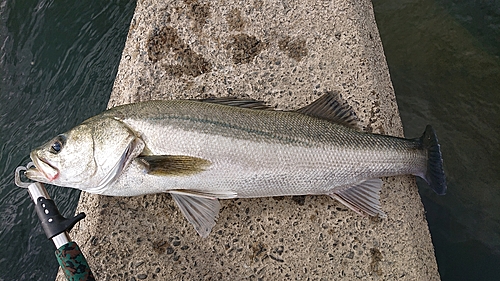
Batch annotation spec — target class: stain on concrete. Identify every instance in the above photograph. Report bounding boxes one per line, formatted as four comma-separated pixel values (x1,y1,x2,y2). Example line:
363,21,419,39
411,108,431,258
152,240,169,254
184,0,211,33
226,34,266,64
226,9,245,31
147,26,211,77
370,247,383,276
250,242,267,262
278,36,308,61
147,26,177,62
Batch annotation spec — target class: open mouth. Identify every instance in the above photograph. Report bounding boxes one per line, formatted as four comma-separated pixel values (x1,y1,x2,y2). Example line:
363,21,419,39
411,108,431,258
25,151,59,182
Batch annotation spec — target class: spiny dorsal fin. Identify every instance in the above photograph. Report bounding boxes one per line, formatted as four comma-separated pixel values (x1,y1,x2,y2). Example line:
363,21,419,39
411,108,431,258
296,91,359,129
330,179,387,218
137,155,211,176
195,97,272,110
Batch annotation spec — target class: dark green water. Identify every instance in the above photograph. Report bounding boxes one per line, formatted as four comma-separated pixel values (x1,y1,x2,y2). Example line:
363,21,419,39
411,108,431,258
0,0,136,280
373,0,500,279
0,0,498,280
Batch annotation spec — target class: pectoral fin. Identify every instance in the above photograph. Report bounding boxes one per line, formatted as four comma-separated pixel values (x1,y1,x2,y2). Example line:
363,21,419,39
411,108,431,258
137,155,210,176
330,179,387,218
170,191,221,238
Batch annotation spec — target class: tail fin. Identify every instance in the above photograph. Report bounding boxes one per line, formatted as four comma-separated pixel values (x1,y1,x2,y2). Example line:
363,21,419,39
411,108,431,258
420,125,447,195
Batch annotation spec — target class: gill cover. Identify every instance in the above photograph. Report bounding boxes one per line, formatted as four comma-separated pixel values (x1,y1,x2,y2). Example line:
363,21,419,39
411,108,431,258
79,116,144,193
28,116,143,192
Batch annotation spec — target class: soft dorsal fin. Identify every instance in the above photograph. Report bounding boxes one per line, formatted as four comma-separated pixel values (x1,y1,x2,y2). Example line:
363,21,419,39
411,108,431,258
137,155,211,176
194,97,272,110
296,91,359,129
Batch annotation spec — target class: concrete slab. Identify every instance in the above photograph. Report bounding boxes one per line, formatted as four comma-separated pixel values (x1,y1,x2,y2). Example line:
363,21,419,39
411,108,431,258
57,0,440,280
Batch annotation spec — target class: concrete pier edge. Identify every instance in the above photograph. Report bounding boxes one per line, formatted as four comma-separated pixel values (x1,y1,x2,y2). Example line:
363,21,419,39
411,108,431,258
57,0,440,280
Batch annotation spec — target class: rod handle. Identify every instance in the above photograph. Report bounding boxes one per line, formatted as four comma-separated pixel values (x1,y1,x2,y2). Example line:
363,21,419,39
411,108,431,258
55,241,95,281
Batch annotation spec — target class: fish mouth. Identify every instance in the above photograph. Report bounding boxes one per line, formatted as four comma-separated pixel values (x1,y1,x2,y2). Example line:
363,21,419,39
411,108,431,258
26,151,59,182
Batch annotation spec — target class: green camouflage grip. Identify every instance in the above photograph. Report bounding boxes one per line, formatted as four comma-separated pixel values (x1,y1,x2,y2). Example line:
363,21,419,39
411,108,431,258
55,241,95,281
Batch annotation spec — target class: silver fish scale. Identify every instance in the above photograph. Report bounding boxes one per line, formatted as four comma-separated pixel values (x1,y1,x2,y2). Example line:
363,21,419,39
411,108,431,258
100,100,427,198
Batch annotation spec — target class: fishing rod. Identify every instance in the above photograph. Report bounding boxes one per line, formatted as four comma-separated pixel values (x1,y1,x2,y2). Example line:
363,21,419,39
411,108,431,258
15,163,95,281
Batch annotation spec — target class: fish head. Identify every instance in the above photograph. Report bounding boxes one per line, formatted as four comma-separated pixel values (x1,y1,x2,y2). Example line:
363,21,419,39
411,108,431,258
26,117,144,193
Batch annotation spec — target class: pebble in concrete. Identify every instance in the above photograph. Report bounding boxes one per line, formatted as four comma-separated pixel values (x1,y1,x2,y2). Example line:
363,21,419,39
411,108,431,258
57,0,440,280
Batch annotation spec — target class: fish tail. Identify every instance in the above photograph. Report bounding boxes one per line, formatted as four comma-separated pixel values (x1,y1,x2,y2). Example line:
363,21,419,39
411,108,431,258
419,125,447,195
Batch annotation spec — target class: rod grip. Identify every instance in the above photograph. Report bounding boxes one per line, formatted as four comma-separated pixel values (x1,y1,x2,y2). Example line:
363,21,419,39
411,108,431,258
55,241,95,281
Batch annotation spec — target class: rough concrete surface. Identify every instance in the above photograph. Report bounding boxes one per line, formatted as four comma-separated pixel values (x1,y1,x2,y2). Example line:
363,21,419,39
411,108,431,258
57,0,440,280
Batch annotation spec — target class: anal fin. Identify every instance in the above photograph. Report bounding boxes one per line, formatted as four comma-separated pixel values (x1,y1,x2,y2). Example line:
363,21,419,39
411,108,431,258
330,179,387,218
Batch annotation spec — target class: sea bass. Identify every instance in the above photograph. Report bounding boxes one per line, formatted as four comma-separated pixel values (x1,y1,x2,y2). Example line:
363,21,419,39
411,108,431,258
26,92,446,237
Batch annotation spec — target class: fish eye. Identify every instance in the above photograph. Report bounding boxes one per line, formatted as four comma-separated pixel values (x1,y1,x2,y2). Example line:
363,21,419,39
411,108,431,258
50,135,66,154
51,142,62,153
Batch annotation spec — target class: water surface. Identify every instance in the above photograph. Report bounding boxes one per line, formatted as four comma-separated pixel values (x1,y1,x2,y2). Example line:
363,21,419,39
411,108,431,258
373,0,500,279
0,1,135,280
